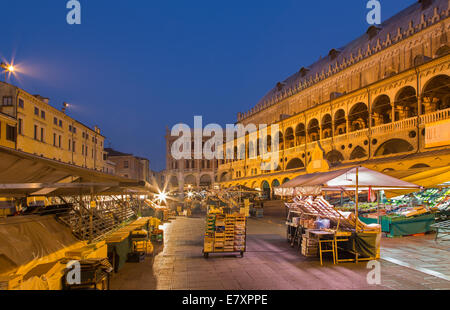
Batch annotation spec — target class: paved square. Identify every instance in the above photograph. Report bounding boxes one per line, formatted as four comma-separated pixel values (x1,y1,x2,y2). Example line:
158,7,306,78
110,216,450,290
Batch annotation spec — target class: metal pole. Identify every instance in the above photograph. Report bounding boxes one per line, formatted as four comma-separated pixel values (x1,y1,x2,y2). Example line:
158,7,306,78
355,167,359,231
71,122,74,164
89,187,94,244
377,191,380,225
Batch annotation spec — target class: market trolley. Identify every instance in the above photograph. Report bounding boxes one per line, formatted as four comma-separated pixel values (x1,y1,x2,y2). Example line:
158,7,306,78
285,205,302,246
431,220,450,241
203,207,247,258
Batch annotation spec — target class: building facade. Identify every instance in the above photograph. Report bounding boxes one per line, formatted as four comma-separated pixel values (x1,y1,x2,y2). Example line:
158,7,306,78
0,89,17,150
217,0,450,194
0,81,107,171
164,128,223,192
150,170,165,189
105,148,150,182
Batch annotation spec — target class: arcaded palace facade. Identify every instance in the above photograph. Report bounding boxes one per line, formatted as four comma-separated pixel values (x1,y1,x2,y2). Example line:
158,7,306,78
164,128,223,192
216,0,450,195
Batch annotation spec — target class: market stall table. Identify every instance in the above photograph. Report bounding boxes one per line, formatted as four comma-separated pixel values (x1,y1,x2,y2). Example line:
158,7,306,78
276,166,421,265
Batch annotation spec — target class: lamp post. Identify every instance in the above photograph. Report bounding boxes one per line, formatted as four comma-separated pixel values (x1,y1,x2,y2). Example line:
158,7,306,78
62,102,75,164
0,62,15,82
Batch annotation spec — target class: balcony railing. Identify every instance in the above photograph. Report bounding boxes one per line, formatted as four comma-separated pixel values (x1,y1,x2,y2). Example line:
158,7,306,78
420,107,450,125
371,117,417,136
218,109,450,172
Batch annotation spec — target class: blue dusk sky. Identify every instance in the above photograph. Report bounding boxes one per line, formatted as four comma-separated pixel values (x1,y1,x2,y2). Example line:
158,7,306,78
1,0,416,170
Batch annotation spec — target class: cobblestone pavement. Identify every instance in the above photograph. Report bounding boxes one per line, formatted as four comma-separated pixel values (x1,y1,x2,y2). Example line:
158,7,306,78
110,216,450,290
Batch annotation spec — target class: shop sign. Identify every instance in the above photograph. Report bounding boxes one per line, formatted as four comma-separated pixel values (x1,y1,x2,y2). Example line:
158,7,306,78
425,119,450,148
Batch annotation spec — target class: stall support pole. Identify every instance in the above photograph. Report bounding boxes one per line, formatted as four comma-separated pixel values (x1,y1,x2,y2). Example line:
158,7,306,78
89,187,94,244
377,191,380,225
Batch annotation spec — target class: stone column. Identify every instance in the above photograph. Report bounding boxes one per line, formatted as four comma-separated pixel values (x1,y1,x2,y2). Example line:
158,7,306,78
332,116,335,138
178,174,184,199
418,96,423,115
391,103,395,122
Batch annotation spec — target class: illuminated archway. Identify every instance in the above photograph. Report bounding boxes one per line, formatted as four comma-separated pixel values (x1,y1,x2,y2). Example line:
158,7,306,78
334,109,346,136
169,175,179,188
286,158,305,170
184,175,196,187
321,114,332,138
349,102,369,131
326,150,344,166
199,174,212,187
422,75,450,113
375,139,414,156
372,95,392,126
395,86,418,120
350,146,367,160
295,123,306,145
285,127,295,149
261,180,271,198
308,118,320,142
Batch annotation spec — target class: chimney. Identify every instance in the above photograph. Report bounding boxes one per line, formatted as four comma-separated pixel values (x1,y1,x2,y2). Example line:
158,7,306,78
34,95,49,104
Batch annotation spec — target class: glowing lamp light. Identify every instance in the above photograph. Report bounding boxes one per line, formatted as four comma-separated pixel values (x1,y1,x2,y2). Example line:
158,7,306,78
155,192,168,203
1,62,18,82
187,192,194,198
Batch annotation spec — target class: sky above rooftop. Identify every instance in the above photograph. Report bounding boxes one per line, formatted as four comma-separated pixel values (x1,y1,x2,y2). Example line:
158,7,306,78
1,0,417,171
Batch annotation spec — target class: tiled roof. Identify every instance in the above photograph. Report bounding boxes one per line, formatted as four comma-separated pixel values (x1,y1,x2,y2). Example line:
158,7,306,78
104,148,132,157
242,0,449,120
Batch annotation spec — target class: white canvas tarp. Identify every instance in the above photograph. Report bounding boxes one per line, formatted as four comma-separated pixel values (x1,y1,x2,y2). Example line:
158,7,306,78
275,166,421,196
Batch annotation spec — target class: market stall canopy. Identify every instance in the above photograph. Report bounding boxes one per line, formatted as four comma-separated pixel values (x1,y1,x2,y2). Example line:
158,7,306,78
383,165,450,197
384,165,450,188
0,146,157,197
275,166,421,196
227,185,261,193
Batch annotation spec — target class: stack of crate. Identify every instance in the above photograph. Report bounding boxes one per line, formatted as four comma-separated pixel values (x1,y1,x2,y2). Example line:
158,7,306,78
234,215,246,252
214,215,225,252
204,214,216,253
301,230,318,257
224,215,236,252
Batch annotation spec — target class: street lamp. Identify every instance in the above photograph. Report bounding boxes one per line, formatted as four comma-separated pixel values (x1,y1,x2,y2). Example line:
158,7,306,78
62,102,69,113
0,62,15,82
155,191,168,204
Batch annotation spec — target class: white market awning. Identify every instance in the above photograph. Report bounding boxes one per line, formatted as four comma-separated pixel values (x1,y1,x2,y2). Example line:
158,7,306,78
275,166,421,196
